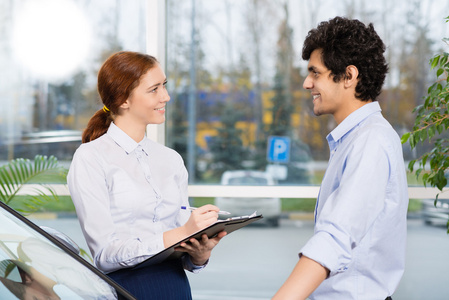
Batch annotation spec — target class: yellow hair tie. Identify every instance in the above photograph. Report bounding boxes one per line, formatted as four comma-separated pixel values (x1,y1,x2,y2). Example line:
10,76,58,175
103,105,110,113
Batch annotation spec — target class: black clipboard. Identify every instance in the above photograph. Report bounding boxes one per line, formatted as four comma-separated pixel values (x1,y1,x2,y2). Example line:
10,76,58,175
132,213,263,269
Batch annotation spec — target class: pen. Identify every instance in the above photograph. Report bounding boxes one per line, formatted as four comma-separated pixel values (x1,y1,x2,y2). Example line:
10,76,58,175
181,206,231,215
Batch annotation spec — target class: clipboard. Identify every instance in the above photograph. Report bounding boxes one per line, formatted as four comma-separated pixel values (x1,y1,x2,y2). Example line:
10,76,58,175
132,212,263,269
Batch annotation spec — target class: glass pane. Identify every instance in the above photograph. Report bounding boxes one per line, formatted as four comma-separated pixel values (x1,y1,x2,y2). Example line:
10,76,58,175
165,0,449,188
166,1,449,299
0,0,146,163
0,203,121,299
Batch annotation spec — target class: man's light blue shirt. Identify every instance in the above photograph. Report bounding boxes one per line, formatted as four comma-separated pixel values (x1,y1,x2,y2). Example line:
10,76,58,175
301,102,409,299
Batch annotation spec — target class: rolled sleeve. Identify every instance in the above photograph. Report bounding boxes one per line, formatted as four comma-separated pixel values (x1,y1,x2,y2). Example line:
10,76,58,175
300,229,351,276
303,126,392,276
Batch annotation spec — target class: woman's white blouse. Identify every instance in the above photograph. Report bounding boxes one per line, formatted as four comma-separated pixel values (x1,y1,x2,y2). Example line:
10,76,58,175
67,122,192,273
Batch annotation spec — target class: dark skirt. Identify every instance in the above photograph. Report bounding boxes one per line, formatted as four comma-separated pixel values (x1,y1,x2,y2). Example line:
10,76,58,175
107,258,192,300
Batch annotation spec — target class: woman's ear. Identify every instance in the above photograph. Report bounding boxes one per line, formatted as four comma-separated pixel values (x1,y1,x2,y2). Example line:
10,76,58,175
119,99,130,110
344,65,359,88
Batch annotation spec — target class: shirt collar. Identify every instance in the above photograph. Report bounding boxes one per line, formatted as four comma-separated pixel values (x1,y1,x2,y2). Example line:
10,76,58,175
107,122,148,155
327,101,381,144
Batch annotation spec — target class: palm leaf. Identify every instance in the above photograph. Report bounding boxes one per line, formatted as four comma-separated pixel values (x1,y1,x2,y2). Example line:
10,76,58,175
0,155,67,215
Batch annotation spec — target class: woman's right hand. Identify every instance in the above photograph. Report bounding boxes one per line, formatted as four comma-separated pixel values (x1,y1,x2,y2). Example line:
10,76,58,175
163,204,220,248
182,204,220,234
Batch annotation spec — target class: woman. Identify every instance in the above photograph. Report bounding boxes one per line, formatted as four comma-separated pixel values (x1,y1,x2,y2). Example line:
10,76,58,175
67,51,226,299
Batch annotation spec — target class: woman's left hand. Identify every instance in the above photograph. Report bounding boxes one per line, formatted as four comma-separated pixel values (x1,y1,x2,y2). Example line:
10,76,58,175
175,231,227,265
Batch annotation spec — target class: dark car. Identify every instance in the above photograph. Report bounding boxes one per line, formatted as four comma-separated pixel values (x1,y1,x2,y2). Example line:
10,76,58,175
0,201,136,300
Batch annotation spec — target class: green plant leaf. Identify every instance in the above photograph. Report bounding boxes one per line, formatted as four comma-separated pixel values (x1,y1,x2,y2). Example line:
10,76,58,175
441,54,448,66
401,132,410,144
431,56,440,69
0,155,67,215
408,160,416,172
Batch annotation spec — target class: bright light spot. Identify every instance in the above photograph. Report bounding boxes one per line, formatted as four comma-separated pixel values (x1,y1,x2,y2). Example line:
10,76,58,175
12,0,91,81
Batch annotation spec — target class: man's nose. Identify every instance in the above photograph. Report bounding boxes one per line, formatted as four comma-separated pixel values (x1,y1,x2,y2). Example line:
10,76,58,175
303,75,313,89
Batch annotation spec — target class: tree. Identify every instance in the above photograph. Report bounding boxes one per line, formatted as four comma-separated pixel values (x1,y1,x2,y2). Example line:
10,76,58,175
269,2,294,137
402,16,449,231
208,105,247,178
244,0,278,144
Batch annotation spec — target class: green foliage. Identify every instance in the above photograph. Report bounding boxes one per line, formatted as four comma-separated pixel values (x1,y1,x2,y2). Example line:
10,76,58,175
402,17,449,230
0,155,68,215
401,51,449,190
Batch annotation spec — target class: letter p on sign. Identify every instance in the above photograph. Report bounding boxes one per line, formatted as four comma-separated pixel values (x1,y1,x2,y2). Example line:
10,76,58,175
267,136,291,163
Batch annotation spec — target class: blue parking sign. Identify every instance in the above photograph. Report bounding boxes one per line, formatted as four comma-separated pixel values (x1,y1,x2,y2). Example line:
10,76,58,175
267,136,291,163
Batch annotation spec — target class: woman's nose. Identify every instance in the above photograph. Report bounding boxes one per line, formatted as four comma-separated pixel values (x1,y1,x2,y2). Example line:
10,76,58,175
162,87,170,102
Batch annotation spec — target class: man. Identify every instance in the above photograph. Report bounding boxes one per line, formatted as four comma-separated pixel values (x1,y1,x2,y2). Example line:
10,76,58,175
273,17,408,300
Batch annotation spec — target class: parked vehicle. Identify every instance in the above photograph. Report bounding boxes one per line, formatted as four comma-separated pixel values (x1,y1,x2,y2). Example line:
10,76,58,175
215,170,281,227
0,130,82,161
0,201,136,299
422,198,449,226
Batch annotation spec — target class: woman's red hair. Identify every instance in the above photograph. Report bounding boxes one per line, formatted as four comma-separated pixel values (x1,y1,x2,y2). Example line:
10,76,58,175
82,51,158,143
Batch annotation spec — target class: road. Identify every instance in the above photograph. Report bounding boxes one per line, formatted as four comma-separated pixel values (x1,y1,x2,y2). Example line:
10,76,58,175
30,216,449,300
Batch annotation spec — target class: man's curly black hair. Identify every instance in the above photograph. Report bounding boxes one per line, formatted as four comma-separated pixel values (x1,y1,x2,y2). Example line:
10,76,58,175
302,16,388,102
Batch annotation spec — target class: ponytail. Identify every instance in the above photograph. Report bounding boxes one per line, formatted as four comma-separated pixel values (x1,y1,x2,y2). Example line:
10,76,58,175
82,109,113,143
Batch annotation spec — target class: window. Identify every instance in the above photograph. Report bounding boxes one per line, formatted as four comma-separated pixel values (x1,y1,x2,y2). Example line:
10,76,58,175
0,0,146,162
164,0,449,202
162,3,449,299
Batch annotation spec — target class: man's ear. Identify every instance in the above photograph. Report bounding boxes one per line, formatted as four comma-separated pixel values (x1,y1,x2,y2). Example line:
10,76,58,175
344,65,359,88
